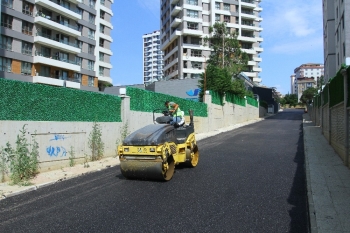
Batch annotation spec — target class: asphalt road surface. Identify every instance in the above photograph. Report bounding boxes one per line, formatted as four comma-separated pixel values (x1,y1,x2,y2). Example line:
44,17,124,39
0,109,308,233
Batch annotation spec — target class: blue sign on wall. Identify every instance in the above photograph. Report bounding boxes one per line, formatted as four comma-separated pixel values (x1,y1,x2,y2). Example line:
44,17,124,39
186,88,200,101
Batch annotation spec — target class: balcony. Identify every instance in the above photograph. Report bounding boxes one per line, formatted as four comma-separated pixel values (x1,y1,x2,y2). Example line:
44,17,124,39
98,76,112,84
33,75,81,88
35,32,81,54
253,66,262,72
34,13,81,37
171,4,181,16
98,61,112,69
99,47,113,56
33,51,81,71
171,17,181,28
35,0,82,20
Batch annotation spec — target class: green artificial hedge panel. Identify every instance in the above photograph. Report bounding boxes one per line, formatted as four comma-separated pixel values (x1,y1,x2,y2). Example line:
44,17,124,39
317,94,322,108
0,78,122,122
329,69,344,107
225,92,246,107
322,83,329,106
210,90,224,106
126,87,208,117
246,96,258,108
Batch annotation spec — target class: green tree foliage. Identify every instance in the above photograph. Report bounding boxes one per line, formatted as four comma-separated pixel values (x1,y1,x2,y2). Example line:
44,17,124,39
300,87,318,104
198,22,249,101
281,94,298,107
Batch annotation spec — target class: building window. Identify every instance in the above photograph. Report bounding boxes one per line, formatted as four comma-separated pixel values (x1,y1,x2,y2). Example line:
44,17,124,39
191,37,201,45
191,61,202,69
22,21,33,35
75,56,82,66
22,1,33,16
99,52,104,61
224,3,230,11
99,66,104,76
89,13,95,24
0,57,12,72
215,2,220,10
187,22,198,30
76,39,83,49
1,14,13,29
100,24,105,33
88,29,95,40
21,61,32,75
343,42,346,57
215,14,220,22
88,44,94,54
187,0,198,5
224,15,230,23
89,0,95,9
100,10,105,19
191,49,201,57
100,0,105,5
99,38,104,47
187,10,198,18
21,41,32,55
39,65,50,77
73,73,82,82
2,0,13,8
88,60,94,70
0,35,12,51
88,76,94,86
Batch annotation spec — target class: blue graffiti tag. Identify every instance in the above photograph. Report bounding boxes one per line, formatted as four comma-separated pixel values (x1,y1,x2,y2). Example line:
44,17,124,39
50,134,70,141
46,146,67,157
186,88,200,97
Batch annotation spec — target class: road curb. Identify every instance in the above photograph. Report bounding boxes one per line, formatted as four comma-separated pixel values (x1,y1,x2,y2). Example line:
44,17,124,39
303,117,318,233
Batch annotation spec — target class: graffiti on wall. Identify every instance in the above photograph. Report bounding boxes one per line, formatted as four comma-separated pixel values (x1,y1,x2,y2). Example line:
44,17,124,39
46,134,69,157
186,88,200,101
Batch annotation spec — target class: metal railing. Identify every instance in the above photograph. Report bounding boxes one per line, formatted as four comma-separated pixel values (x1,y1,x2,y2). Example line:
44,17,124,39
49,0,81,14
36,32,77,47
36,12,79,31
0,44,12,51
34,51,79,65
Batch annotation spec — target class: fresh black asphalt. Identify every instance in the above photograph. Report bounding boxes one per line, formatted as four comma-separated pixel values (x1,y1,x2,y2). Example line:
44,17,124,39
0,109,307,233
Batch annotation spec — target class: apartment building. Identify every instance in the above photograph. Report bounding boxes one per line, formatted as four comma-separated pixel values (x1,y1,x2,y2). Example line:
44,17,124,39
323,0,350,82
292,63,324,101
160,0,263,83
0,0,113,91
142,30,164,85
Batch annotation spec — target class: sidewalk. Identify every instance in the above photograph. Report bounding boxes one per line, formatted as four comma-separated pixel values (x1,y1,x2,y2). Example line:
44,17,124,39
303,113,350,233
0,117,266,200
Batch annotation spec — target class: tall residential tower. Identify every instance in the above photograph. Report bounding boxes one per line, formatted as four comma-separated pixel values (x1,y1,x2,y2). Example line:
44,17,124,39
0,0,113,91
142,30,164,85
160,0,263,83
322,0,350,82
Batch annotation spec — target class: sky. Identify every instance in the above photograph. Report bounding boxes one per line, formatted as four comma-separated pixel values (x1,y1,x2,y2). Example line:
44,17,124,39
111,0,324,95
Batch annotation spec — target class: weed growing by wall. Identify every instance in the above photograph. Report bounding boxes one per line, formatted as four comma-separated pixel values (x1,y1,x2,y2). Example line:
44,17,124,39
0,148,8,182
88,122,104,161
115,122,130,157
5,125,39,185
69,146,76,167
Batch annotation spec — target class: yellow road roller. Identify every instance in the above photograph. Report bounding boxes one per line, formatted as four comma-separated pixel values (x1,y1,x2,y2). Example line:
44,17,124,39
117,109,199,181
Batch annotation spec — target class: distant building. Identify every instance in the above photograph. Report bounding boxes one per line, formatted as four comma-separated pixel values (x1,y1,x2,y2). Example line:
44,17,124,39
142,31,164,85
322,0,350,82
291,63,324,101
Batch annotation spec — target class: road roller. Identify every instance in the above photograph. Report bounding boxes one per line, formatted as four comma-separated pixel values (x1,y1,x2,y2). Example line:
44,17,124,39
117,109,199,181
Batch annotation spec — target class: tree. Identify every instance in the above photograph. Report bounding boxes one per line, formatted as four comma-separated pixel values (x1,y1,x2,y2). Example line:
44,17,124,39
281,94,298,107
198,22,249,101
300,87,318,104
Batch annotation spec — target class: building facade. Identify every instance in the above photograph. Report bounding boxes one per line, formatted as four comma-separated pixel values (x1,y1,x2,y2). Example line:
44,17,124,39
292,63,324,101
142,30,164,85
160,0,263,83
322,0,350,82
0,0,113,91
